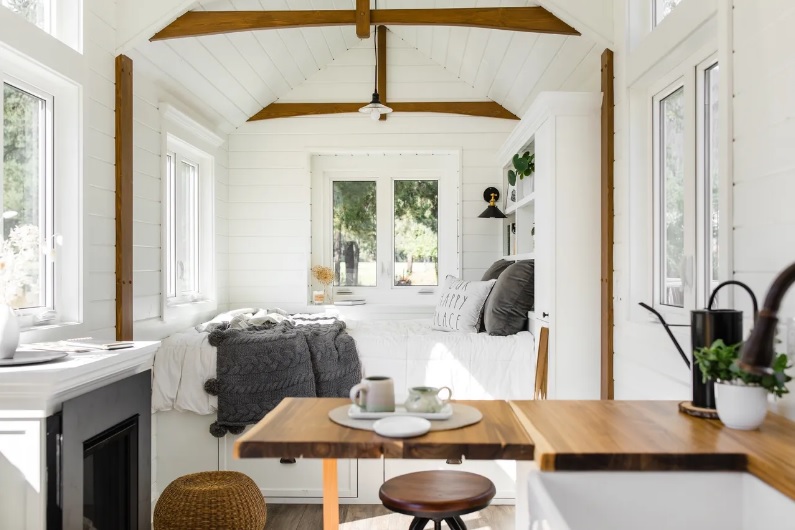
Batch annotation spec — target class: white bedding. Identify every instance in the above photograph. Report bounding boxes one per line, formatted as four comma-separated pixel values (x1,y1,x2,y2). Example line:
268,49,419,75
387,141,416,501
347,319,536,403
151,318,536,415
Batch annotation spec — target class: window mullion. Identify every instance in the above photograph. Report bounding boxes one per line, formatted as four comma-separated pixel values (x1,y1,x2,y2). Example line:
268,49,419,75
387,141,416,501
682,66,698,311
376,175,392,294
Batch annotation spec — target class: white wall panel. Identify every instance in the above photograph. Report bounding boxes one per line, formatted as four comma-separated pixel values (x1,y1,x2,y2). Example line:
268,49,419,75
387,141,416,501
612,0,795,419
227,104,516,309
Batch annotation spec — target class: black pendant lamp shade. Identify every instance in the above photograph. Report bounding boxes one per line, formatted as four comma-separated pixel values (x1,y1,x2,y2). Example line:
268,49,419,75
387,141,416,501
478,187,507,218
359,24,392,120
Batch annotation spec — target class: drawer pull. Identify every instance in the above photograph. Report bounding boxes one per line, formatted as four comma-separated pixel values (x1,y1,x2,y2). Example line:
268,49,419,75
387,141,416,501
280,457,296,464
445,458,463,465
542,312,549,319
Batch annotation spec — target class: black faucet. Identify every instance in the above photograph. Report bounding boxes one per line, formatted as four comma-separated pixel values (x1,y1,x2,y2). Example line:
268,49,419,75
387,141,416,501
740,263,795,374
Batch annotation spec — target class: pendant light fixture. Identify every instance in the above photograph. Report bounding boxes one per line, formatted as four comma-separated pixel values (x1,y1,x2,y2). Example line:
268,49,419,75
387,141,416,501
359,4,392,121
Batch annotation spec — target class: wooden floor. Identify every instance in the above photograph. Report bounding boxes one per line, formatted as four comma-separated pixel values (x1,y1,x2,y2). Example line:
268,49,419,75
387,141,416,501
265,504,515,529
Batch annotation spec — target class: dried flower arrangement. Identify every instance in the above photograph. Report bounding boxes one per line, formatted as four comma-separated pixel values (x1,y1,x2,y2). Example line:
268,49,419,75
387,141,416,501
0,224,41,307
311,265,334,286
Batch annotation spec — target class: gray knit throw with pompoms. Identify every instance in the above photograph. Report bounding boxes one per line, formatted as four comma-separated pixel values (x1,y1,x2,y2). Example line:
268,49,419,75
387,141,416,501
205,319,362,437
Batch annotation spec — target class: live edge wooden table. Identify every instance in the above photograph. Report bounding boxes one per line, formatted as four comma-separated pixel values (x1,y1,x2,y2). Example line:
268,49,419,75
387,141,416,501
235,397,535,529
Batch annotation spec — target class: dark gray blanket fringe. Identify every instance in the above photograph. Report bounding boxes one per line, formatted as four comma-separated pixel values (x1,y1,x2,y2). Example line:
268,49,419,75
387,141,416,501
205,319,362,437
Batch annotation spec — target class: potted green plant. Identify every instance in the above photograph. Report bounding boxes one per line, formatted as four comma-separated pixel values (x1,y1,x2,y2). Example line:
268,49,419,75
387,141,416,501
507,151,535,200
694,339,792,430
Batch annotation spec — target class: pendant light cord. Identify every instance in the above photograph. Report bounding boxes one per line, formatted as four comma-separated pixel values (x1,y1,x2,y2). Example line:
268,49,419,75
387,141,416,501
373,0,378,93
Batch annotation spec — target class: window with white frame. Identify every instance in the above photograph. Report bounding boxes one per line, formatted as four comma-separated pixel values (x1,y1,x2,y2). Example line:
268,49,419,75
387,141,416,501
0,47,80,331
311,154,458,303
653,0,684,27
651,54,720,313
163,135,215,308
1,0,81,51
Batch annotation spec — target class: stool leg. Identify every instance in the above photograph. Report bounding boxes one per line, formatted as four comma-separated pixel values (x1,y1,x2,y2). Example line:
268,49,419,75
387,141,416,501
408,517,430,530
444,516,468,530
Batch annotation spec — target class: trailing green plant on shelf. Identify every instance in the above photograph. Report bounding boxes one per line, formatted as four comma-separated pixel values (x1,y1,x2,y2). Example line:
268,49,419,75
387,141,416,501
507,151,535,186
693,339,792,398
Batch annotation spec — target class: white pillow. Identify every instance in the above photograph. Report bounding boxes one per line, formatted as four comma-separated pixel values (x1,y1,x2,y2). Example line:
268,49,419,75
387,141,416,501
432,276,497,333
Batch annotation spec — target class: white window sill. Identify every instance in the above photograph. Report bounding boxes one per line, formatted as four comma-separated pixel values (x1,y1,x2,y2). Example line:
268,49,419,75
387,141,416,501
20,320,80,333
163,297,217,324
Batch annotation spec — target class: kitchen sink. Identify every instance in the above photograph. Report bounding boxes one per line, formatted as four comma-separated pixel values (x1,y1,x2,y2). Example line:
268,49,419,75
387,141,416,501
525,470,795,530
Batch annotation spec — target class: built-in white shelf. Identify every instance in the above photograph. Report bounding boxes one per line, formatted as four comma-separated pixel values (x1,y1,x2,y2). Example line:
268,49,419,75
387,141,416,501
503,252,535,261
505,192,535,215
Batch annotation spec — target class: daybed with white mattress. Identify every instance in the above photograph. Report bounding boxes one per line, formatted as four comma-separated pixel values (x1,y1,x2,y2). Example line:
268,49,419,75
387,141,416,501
153,257,537,502
152,313,537,504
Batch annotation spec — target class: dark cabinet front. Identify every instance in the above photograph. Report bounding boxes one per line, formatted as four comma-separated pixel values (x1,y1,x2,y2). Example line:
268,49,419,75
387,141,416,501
47,370,151,530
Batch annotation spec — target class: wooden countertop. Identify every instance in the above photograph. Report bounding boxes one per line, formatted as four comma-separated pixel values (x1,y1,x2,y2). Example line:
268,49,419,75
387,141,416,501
510,400,795,501
236,398,535,461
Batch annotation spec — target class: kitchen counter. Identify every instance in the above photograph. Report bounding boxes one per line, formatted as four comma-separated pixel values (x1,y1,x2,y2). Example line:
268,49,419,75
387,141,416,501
510,400,795,501
0,341,159,416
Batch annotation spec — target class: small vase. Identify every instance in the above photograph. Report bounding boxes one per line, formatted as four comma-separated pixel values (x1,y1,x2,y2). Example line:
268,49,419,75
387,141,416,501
0,305,20,360
715,381,768,430
325,285,333,305
517,177,526,200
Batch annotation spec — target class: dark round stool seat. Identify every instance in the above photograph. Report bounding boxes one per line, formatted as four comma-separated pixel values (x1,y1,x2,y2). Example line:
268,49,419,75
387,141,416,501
379,470,496,530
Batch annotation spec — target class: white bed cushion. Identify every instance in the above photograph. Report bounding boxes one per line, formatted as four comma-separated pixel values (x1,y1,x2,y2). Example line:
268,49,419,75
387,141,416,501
432,275,496,333
347,318,536,402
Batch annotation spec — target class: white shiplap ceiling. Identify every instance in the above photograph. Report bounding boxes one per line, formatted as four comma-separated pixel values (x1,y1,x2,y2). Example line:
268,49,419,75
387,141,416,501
129,0,600,134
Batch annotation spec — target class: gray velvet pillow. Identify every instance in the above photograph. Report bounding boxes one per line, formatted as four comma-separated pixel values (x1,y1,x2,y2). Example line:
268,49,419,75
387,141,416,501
481,259,513,281
483,260,535,336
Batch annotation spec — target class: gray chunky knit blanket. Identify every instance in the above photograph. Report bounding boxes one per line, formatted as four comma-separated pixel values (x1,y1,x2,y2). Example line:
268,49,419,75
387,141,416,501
204,319,362,437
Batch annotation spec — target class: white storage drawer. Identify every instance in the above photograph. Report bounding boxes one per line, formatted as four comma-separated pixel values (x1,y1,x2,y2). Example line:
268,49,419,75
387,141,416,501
220,427,358,498
384,459,517,500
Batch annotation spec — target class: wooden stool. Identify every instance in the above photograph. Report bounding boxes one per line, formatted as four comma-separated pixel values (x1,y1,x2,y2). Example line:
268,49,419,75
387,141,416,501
154,471,267,530
379,470,496,530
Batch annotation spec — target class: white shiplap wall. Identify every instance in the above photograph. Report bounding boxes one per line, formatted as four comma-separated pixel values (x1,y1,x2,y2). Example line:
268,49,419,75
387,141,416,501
224,29,600,311
612,0,795,417
732,0,795,418
131,74,231,340
227,114,514,310
2,0,228,342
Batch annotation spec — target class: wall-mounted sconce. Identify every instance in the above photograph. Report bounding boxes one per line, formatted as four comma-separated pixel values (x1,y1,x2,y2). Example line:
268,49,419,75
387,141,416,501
477,187,507,219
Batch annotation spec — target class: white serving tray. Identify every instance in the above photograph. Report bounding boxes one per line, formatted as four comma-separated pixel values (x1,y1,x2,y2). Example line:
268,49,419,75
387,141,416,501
348,404,453,421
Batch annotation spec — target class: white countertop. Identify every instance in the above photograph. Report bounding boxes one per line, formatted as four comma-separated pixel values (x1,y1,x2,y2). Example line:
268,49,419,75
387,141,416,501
0,341,160,417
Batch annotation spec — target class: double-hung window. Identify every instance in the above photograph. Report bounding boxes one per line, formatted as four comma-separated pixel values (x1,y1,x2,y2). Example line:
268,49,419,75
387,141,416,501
651,54,721,314
311,153,459,304
162,131,216,315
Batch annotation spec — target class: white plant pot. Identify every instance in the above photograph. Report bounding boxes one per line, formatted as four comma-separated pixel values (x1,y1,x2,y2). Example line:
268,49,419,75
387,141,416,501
0,305,20,360
714,381,768,430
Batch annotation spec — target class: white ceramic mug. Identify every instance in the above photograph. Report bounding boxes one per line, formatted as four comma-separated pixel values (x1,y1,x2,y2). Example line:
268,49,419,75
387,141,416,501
350,376,395,412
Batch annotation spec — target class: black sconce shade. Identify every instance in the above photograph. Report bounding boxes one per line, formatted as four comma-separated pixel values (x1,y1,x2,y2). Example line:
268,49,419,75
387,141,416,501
478,187,507,219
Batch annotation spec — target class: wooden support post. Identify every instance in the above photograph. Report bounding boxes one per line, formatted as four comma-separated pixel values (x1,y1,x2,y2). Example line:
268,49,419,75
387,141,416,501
356,0,370,39
378,25,387,121
115,55,134,341
600,49,615,400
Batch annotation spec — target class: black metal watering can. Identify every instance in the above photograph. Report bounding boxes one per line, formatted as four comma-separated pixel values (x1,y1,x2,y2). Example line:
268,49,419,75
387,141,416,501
640,281,758,410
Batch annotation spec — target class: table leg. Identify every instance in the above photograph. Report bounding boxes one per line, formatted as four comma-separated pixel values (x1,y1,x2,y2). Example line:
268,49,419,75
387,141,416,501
323,458,339,529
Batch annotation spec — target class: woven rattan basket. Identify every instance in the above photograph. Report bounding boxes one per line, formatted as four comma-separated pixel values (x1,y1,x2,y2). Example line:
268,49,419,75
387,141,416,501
154,471,267,530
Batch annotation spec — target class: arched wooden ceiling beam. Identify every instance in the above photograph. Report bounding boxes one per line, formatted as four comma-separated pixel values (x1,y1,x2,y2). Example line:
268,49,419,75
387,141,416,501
248,102,518,121
150,7,579,41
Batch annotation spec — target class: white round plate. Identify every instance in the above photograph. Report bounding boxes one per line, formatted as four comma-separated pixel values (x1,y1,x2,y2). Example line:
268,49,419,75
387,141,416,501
373,416,431,438
0,350,69,366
